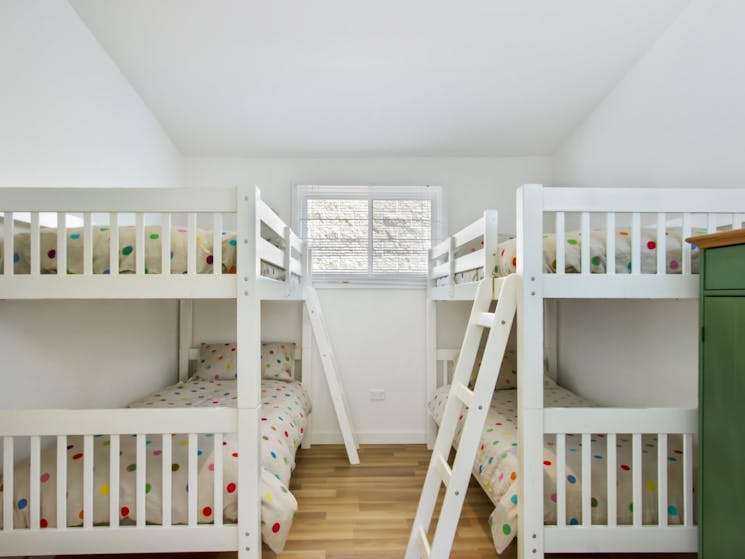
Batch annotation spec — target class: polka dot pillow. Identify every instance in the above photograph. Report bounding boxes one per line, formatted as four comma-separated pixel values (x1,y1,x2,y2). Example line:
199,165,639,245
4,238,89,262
261,342,296,381
195,342,237,380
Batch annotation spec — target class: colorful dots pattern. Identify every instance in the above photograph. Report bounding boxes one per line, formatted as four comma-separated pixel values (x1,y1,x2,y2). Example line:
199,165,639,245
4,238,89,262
0,377,309,550
430,382,688,554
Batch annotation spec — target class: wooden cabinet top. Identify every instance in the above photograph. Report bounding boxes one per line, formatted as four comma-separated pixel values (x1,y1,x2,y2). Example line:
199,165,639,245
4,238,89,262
686,228,745,250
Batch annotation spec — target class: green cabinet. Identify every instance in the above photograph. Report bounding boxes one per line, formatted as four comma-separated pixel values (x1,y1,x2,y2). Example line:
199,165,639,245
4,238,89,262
697,236,745,558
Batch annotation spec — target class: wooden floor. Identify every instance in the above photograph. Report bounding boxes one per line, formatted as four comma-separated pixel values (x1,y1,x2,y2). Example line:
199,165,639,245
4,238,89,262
66,444,696,559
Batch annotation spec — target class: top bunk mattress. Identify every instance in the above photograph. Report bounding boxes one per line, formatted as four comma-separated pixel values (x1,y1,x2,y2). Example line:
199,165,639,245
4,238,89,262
0,225,288,279
435,226,704,287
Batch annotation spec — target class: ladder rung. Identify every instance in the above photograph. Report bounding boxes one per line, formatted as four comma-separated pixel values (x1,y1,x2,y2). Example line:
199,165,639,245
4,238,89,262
453,382,474,408
435,453,452,487
417,525,432,559
475,312,495,328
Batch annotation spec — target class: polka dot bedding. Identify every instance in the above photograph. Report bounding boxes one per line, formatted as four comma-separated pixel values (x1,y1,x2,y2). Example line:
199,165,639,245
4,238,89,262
435,227,704,287
428,384,686,554
0,376,311,553
0,225,291,280
494,227,701,276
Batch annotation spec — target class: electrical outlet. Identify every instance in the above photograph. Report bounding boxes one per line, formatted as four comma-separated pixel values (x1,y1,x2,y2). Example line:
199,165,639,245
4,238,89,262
369,389,385,401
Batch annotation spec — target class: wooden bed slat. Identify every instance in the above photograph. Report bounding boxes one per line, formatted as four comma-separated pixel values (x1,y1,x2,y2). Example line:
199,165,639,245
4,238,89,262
188,433,198,527
581,433,592,526
213,213,223,276
162,433,172,527
109,434,120,529
556,433,566,526
213,433,223,526
3,212,12,276
3,437,13,531
30,212,40,276
606,433,617,526
109,213,119,276
657,433,668,527
606,212,615,275
57,212,67,276
83,435,93,529
136,434,146,528
30,436,41,530
161,213,171,275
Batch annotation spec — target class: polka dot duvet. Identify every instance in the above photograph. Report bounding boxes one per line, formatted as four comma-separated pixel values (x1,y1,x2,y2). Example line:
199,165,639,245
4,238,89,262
0,225,288,279
1,377,311,553
428,384,686,554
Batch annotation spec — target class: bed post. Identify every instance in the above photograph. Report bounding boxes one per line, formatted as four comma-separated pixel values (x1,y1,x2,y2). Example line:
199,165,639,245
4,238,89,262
178,300,193,382
425,246,437,449
237,186,262,559
517,184,545,559
301,245,313,449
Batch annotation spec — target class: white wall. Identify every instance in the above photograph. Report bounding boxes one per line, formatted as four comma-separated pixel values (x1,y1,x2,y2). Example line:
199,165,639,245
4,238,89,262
552,0,745,406
0,0,184,187
185,156,552,442
0,1,186,414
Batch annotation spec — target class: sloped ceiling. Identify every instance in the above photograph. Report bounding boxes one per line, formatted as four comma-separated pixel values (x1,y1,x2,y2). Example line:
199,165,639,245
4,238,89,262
71,0,689,157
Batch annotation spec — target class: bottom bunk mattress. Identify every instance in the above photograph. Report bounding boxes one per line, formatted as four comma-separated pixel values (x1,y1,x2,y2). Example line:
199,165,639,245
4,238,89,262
428,382,686,554
1,376,311,553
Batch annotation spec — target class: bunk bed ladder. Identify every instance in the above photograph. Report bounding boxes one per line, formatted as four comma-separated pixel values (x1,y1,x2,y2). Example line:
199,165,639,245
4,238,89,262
304,286,360,465
406,275,519,559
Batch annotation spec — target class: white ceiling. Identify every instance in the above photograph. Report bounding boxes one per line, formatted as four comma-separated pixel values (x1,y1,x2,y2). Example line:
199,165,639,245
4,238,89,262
70,0,688,158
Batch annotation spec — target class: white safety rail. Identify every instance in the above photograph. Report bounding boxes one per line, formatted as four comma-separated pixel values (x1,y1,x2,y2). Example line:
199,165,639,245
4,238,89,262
0,187,306,300
0,409,238,556
543,408,697,553
429,210,499,300
535,186,745,299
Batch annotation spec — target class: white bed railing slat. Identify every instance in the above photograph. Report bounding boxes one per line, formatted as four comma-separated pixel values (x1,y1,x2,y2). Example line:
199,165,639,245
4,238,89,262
83,212,93,276
556,434,566,527
631,212,640,275
581,433,592,526
136,212,145,275
682,213,692,276
162,433,172,527
57,435,67,530
3,437,13,531
188,433,198,527
109,213,119,276
57,212,67,276
606,213,615,275
555,212,565,275
283,226,292,294
657,433,668,527
30,212,40,276
606,433,617,526
213,213,222,276
707,213,716,234
161,213,171,275
683,433,694,527
580,212,590,275
109,434,120,529
30,435,41,530
83,434,93,529
656,213,666,275
213,433,223,526
3,212,12,276
136,434,146,528
632,434,642,527
187,213,197,276
448,237,456,298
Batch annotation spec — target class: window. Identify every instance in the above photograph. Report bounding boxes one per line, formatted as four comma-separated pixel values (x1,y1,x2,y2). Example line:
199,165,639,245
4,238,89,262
295,185,444,285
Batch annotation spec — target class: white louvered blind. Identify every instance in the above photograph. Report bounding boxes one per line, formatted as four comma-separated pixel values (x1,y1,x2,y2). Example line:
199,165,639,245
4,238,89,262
296,185,443,284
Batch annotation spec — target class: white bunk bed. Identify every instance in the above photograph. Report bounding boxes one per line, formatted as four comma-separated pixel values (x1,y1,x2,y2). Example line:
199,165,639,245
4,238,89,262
412,184,745,558
0,187,358,559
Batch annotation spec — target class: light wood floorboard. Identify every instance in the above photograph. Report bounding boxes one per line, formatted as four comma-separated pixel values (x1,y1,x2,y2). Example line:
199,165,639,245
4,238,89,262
64,444,695,559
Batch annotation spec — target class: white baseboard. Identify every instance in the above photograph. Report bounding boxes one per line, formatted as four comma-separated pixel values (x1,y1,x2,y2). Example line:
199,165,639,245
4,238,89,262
309,431,426,445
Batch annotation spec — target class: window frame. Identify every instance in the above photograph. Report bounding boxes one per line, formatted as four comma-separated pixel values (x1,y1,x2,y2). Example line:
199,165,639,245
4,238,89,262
294,185,445,286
